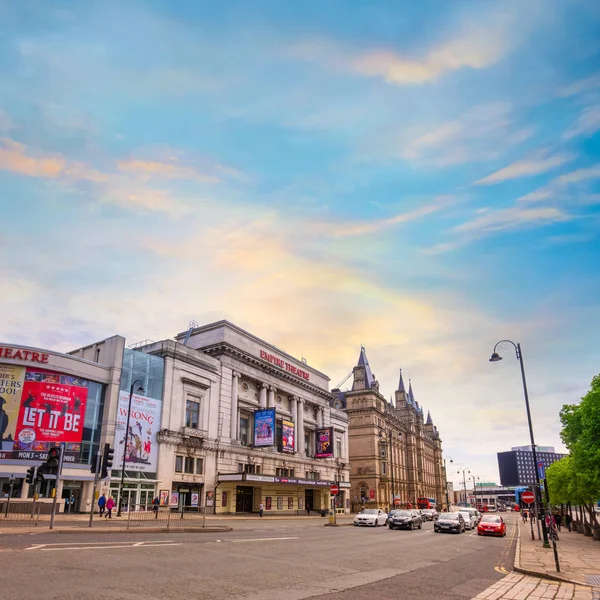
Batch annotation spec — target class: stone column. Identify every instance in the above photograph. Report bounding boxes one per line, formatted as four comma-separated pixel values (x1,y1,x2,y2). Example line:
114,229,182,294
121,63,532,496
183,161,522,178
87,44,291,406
259,383,268,409
291,397,298,453
318,407,324,428
297,398,305,455
231,371,240,440
343,427,349,461
267,386,276,408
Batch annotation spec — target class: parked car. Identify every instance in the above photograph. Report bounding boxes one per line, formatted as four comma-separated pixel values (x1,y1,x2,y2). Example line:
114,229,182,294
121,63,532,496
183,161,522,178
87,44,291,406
388,509,422,530
421,509,438,521
462,507,482,524
353,509,388,527
434,512,465,534
477,514,506,537
459,511,477,530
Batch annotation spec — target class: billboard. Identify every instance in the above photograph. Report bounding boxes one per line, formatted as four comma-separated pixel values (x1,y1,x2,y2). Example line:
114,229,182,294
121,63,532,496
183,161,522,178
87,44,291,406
281,419,295,453
315,427,334,458
113,390,162,473
254,409,275,447
1,365,88,460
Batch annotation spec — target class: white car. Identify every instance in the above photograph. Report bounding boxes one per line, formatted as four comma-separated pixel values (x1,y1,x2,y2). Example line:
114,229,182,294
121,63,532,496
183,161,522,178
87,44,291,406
353,509,388,527
459,511,477,530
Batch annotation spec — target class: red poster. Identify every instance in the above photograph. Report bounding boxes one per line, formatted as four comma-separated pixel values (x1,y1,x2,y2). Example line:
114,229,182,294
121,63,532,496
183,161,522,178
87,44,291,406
13,369,88,447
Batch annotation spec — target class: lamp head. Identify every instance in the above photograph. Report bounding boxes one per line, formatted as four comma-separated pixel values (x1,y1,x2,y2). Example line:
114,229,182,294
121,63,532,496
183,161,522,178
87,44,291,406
137,385,145,394
489,352,503,363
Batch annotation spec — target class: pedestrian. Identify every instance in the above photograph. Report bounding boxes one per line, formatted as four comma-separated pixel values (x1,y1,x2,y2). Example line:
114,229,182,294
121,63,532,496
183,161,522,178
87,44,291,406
565,513,572,532
98,493,106,516
306,504,310,516
522,509,528,522
153,496,160,519
104,495,115,519
555,513,562,531
259,502,264,517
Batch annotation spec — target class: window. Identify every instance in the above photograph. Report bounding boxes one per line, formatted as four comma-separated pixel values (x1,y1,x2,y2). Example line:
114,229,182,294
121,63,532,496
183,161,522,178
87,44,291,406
382,462,388,476
305,433,311,456
239,463,260,474
175,455,183,473
276,468,294,477
336,440,342,458
238,462,244,473
240,416,250,445
186,397,200,429
276,421,282,450
380,445,387,459
184,456,195,474
195,458,203,474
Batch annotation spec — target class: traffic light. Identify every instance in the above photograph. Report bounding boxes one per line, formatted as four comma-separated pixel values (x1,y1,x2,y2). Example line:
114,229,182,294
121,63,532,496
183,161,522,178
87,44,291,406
46,446,61,475
101,443,114,479
25,466,37,485
90,452,101,474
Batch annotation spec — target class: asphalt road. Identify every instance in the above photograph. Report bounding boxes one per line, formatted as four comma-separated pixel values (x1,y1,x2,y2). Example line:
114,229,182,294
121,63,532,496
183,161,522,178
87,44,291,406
0,513,518,600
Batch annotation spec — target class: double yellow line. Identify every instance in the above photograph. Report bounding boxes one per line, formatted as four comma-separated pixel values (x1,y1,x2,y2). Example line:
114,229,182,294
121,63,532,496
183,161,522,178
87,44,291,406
495,518,518,575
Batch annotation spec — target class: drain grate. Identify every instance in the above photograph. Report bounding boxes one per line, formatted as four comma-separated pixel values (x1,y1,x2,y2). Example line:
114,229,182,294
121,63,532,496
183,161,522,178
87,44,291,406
586,575,600,586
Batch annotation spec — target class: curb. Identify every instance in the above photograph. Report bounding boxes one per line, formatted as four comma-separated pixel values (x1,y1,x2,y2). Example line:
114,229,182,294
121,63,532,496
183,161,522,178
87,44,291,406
0,526,233,536
514,518,590,587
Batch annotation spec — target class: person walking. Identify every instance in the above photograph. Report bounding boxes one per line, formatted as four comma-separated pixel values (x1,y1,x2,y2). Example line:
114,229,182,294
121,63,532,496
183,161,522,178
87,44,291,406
104,495,115,519
152,496,160,519
522,508,528,522
259,502,264,517
565,512,572,532
306,504,311,516
555,513,562,531
98,493,106,516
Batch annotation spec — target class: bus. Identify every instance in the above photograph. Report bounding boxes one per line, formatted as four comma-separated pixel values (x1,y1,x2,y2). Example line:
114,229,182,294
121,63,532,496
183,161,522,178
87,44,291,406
417,497,436,510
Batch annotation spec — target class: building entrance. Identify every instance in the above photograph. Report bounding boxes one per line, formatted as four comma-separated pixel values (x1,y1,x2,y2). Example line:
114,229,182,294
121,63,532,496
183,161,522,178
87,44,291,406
236,486,254,513
305,489,314,512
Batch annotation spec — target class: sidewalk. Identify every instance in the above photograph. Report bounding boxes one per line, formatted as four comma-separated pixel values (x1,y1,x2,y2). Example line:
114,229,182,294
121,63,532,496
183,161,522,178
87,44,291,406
515,518,600,589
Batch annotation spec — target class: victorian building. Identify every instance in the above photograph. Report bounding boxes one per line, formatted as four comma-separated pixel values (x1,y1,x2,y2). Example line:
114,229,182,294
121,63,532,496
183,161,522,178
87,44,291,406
335,347,446,512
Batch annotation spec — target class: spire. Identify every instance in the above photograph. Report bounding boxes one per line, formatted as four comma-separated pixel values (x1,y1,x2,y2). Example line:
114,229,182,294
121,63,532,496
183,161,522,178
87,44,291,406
357,345,374,389
426,411,433,425
408,380,416,407
398,369,406,392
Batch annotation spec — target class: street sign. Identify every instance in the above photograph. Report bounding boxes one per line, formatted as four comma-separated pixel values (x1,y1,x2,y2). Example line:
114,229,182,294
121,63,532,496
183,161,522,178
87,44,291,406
330,484,339,496
522,490,535,504
537,461,545,481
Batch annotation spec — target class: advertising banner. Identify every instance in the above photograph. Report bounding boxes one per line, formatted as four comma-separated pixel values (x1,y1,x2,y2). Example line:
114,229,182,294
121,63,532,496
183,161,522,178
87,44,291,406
281,419,295,453
315,427,334,458
114,390,162,473
1,365,88,460
254,409,275,447
170,492,180,507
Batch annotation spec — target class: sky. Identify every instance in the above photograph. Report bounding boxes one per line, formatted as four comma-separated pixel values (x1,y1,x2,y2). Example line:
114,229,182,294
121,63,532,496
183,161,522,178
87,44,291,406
1,0,599,489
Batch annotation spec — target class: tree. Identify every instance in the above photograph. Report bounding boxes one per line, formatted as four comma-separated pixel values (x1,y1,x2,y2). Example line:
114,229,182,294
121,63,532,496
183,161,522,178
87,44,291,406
555,374,600,527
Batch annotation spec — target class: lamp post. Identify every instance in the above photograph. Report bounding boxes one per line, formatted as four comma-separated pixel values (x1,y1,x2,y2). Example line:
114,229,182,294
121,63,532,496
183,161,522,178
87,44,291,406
443,456,453,510
457,468,470,506
470,474,480,509
489,341,552,551
116,379,145,517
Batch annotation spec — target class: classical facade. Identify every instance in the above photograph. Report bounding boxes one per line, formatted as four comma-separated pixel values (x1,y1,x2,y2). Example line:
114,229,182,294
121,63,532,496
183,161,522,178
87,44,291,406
336,347,446,512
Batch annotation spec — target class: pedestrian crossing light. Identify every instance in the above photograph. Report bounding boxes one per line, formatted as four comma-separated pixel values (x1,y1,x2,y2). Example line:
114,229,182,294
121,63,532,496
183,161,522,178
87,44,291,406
101,443,114,479
25,466,37,485
46,447,61,475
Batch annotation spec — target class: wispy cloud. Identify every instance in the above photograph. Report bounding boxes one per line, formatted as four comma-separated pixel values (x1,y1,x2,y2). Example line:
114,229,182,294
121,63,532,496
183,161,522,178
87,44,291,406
562,104,600,140
453,206,571,234
118,159,222,183
475,151,575,185
558,72,600,98
0,138,66,178
517,165,600,204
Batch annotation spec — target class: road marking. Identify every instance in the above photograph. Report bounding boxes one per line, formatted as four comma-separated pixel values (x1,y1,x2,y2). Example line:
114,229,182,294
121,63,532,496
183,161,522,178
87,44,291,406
26,540,177,552
230,536,299,543
39,543,182,552
26,539,174,549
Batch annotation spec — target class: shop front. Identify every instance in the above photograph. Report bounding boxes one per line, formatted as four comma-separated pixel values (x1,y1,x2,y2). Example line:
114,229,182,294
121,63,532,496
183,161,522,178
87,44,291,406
217,473,349,515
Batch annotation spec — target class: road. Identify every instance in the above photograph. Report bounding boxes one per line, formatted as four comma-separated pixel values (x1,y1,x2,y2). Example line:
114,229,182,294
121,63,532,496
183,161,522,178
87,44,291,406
0,513,518,600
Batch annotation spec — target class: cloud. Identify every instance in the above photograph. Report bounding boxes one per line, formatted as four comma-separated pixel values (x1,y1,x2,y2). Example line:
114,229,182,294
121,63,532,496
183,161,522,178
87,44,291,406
0,137,65,177
562,105,600,140
353,24,509,86
453,206,571,234
0,108,14,132
475,152,575,185
117,159,222,183
558,72,600,97
517,165,600,204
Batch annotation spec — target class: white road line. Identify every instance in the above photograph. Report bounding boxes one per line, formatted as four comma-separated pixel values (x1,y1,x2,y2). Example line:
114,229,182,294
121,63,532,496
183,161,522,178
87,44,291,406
27,539,173,549
40,543,181,552
230,536,299,543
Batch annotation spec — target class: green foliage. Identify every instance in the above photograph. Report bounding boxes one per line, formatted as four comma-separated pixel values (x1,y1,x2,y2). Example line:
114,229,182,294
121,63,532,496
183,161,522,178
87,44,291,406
551,374,600,515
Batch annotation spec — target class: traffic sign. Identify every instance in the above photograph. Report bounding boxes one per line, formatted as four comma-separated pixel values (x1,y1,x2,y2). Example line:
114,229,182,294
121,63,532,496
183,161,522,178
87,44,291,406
330,484,339,496
522,490,535,504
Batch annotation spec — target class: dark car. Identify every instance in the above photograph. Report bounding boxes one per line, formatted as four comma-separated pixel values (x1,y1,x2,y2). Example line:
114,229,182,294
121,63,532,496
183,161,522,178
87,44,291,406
434,512,465,534
421,509,438,521
389,509,422,530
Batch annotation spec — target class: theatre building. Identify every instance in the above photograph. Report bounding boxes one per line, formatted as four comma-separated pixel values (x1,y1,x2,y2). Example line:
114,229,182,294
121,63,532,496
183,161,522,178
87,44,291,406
138,321,351,514
0,339,124,512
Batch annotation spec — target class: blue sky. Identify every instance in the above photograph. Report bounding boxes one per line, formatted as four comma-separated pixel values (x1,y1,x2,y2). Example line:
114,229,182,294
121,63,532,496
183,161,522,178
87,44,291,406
1,0,600,487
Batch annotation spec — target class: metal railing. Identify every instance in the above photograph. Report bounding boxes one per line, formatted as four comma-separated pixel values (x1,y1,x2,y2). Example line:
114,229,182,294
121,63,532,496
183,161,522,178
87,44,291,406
126,504,208,530
0,501,42,526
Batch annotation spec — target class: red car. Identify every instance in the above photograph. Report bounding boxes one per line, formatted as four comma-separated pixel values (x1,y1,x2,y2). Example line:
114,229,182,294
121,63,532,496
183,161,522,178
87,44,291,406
477,514,506,537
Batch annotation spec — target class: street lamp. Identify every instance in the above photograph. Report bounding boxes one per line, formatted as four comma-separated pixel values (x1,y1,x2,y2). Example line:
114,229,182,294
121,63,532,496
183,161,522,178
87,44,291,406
443,456,453,510
117,379,145,517
470,474,480,509
457,468,470,506
489,340,550,549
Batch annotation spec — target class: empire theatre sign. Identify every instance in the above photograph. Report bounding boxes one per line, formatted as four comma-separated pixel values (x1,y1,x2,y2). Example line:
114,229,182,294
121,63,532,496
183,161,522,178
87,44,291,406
259,350,310,381
0,346,50,363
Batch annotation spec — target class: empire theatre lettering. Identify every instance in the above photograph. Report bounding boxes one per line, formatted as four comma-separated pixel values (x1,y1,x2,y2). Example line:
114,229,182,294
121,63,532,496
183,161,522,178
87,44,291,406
0,346,50,363
259,350,310,381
